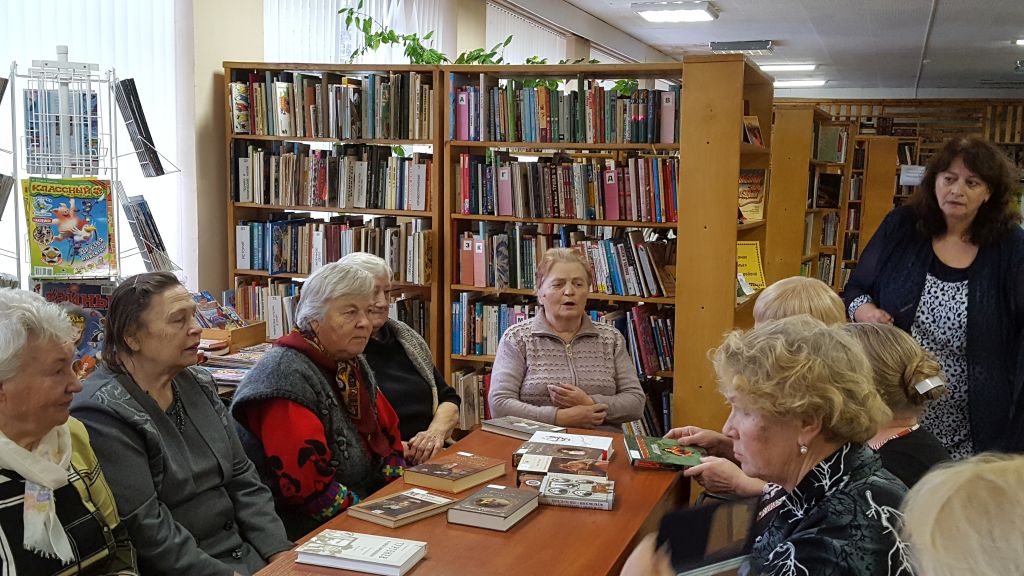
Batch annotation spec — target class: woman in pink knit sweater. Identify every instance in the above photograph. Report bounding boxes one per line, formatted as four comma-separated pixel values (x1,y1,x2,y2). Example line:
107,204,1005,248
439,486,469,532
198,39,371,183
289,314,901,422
487,248,645,430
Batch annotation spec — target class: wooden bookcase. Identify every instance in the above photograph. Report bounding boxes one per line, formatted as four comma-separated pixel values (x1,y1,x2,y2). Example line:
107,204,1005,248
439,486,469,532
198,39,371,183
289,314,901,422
222,62,444,364
437,55,773,435
836,135,899,291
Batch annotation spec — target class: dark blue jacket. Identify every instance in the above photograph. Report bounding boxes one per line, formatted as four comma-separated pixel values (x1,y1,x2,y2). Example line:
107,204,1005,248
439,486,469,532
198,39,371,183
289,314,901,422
844,206,1024,452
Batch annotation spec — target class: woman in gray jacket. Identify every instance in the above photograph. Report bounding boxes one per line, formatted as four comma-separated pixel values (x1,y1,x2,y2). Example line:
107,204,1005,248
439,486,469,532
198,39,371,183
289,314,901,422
488,248,645,430
71,273,291,576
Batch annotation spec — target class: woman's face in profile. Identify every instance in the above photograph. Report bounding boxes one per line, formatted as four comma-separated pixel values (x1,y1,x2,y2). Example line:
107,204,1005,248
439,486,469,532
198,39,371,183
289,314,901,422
722,392,805,487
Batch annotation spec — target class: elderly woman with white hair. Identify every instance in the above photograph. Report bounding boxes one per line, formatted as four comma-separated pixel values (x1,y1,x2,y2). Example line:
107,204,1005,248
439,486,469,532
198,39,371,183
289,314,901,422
231,262,405,539
0,288,138,575
339,252,461,465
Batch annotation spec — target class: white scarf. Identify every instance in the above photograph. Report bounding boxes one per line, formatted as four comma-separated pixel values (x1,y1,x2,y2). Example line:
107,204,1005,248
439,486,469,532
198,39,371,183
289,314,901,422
0,424,75,563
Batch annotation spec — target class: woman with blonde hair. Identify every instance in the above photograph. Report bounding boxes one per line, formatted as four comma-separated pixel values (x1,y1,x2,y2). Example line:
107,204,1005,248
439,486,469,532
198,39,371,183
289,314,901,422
842,323,951,487
752,275,845,326
903,453,1024,576
488,247,645,430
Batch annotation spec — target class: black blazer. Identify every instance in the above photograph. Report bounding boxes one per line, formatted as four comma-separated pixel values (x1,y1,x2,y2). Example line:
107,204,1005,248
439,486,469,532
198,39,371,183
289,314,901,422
844,206,1024,452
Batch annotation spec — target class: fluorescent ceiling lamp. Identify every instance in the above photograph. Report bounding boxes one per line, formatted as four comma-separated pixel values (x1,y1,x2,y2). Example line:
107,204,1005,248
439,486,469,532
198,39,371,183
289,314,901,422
774,79,827,87
1016,39,1024,46
760,64,816,72
632,1,718,23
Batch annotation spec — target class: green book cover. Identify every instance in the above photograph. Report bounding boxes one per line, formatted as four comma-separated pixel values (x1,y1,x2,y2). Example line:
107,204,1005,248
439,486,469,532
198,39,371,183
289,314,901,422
624,435,705,469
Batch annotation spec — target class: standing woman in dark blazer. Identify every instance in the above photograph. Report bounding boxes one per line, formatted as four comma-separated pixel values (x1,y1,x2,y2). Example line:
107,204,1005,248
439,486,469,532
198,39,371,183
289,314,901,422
844,136,1024,458
72,273,291,576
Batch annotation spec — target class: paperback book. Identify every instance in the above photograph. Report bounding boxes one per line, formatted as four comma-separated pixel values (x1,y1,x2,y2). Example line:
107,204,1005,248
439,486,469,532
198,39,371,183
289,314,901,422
624,434,705,470
403,451,506,493
23,178,116,278
446,484,538,532
526,431,615,461
32,279,114,379
348,488,455,529
512,440,609,467
516,454,609,489
538,473,615,510
295,529,427,576
481,415,566,440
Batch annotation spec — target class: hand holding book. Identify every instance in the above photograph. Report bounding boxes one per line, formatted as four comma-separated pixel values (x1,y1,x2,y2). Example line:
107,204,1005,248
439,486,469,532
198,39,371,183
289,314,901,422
664,426,735,459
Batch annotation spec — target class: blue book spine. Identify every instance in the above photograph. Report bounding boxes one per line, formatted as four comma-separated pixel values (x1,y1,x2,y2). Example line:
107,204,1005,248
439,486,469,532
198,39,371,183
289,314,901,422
651,158,662,223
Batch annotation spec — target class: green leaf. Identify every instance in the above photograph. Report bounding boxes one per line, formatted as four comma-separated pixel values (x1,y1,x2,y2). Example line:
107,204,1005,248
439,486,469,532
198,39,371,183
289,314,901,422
363,18,372,35
392,145,406,157
423,30,434,40
503,34,513,47
357,0,363,9
345,13,353,27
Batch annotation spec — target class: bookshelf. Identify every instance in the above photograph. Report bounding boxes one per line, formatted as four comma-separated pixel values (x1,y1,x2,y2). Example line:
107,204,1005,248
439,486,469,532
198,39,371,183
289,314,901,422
438,55,773,436
222,62,444,364
835,135,899,290
893,137,921,207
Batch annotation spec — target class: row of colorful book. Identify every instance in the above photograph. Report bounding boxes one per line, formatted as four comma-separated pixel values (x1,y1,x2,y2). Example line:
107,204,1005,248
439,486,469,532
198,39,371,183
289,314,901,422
234,141,432,211
236,214,432,284
451,74,680,145
229,70,435,141
458,153,678,223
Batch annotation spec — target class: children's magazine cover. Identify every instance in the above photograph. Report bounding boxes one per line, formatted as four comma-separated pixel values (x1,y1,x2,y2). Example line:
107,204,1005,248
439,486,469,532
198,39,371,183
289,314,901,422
23,177,116,278
33,280,115,379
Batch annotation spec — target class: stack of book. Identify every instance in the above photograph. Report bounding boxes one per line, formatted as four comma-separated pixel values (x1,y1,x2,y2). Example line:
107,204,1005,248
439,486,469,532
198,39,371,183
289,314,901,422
512,432,616,511
115,78,165,177
117,183,173,272
190,291,245,330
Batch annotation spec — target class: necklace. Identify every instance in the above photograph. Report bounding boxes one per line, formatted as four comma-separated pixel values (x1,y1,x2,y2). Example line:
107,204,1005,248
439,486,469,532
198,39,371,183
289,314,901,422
869,423,919,451
164,384,186,433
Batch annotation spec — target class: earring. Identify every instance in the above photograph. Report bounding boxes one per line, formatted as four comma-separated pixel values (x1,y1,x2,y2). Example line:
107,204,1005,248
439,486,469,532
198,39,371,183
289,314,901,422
799,444,808,455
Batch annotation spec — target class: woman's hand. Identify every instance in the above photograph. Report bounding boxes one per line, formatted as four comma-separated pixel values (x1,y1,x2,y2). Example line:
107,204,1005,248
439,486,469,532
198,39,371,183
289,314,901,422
665,426,734,459
683,456,766,497
853,302,893,324
406,429,446,465
620,533,673,576
547,383,596,408
555,403,608,428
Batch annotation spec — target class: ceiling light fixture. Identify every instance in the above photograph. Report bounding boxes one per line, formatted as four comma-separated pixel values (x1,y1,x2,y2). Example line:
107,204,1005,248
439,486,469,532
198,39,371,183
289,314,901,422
1015,39,1024,46
709,40,773,55
760,64,817,72
631,1,718,23
774,79,827,88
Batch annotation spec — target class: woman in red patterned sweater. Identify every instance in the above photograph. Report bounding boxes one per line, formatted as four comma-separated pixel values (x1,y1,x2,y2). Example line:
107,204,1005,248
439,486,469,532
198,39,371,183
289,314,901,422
231,263,405,539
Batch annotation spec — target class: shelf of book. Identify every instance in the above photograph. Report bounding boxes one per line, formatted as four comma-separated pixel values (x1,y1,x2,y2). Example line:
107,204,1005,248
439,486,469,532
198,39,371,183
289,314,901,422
442,60,696,437
223,62,444,364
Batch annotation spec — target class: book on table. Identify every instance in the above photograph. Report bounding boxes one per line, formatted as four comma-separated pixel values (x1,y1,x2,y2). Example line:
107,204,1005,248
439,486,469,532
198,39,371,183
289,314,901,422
624,434,706,470
403,451,506,493
516,453,609,489
294,529,427,576
347,488,456,528
481,415,566,440
525,431,615,460
538,473,615,511
446,484,539,532
513,439,609,466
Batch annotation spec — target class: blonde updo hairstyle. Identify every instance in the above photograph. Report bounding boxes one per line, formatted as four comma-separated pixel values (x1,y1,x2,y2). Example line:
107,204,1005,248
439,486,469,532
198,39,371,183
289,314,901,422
713,315,890,444
752,276,846,326
902,453,1024,576
841,323,946,416
535,248,593,290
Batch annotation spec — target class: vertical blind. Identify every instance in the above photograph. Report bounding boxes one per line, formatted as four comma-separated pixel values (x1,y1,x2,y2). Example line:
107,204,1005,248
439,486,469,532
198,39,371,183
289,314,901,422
486,2,566,65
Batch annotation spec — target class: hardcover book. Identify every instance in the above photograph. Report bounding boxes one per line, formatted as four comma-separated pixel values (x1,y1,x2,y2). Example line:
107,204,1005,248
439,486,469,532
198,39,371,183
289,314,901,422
403,451,506,493
348,488,455,529
516,454,608,489
295,529,427,576
32,280,114,379
526,431,615,460
22,178,116,278
538,473,615,510
624,434,706,470
512,440,607,467
481,415,566,441
446,484,538,532
737,169,766,222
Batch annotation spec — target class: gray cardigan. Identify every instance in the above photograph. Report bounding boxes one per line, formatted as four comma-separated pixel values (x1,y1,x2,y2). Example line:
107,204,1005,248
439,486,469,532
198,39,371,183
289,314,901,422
71,365,291,576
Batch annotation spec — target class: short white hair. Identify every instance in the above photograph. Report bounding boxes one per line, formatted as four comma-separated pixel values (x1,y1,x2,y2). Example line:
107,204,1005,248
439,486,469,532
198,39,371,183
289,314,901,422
903,453,1024,576
295,262,376,331
339,252,392,281
0,288,76,380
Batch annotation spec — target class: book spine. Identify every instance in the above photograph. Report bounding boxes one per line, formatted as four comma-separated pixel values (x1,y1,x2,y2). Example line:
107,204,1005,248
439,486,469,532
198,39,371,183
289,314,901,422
539,495,613,511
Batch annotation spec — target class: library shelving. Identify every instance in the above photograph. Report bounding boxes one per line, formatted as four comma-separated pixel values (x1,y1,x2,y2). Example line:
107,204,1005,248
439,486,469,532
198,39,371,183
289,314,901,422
222,62,444,363
893,137,921,207
439,55,774,436
763,104,849,284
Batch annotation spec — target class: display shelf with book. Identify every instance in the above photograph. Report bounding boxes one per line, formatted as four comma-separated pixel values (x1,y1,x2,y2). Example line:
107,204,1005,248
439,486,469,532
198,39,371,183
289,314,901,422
222,62,443,361
440,56,773,436
441,61,689,436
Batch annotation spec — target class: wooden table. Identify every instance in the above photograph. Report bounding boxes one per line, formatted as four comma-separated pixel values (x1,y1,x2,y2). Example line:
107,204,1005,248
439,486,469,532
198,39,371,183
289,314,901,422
257,428,687,576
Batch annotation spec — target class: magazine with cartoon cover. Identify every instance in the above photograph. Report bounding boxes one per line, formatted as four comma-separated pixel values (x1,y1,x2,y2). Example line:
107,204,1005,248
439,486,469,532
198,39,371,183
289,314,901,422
350,488,454,522
23,178,116,278
32,279,114,379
